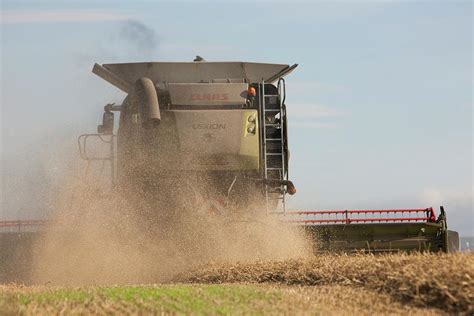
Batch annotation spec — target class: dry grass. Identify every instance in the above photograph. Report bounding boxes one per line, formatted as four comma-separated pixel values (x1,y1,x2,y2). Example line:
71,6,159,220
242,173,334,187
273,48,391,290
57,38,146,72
272,284,443,315
2,253,471,314
177,252,474,313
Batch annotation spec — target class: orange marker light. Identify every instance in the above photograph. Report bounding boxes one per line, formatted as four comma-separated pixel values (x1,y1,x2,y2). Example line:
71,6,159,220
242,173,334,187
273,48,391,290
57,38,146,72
287,181,297,195
247,87,256,97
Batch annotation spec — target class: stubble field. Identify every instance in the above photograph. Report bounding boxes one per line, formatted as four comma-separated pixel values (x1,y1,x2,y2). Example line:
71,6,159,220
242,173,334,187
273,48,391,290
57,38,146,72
2,252,472,315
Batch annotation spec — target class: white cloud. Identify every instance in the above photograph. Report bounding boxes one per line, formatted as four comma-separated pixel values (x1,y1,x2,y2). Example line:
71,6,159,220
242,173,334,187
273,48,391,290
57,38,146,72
0,10,130,24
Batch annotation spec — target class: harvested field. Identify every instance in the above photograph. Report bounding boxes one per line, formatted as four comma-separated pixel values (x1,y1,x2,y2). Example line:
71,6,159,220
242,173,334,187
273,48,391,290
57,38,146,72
0,284,445,315
1,253,472,315
178,252,474,314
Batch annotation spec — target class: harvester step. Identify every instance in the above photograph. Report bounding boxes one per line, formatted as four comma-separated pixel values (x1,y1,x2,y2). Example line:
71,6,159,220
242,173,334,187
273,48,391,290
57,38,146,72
266,142,283,149
265,123,281,127
267,189,285,194
265,109,281,112
265,95,279,100
266,138,282,141
265,177,284,181
266,167,283,170
267,196,285,200
266,153,282,155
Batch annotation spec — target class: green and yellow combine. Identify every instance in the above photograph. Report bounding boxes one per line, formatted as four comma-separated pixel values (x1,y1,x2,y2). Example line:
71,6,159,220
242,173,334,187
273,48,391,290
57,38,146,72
77,57,459,252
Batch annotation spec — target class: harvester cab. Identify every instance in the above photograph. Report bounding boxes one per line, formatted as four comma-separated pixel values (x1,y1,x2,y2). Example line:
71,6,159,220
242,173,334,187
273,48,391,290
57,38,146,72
79,57,460,253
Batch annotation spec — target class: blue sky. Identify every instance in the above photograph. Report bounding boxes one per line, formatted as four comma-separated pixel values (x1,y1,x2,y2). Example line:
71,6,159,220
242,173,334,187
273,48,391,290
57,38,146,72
1,1,472,235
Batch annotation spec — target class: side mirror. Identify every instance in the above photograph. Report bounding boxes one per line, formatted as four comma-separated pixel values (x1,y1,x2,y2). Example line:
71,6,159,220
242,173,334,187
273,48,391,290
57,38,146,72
97,110,114,135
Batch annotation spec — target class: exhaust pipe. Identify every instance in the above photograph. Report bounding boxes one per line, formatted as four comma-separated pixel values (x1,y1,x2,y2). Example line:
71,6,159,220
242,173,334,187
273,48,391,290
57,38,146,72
133,77,161,129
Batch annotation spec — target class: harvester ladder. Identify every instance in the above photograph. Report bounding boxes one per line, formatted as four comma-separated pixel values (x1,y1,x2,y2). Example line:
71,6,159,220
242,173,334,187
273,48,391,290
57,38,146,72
260,79,287,214
77,134,116,188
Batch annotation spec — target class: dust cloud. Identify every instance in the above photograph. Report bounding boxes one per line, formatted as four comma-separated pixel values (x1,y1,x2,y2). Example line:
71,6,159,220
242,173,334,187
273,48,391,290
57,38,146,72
32,168,310,285
5,18,310,286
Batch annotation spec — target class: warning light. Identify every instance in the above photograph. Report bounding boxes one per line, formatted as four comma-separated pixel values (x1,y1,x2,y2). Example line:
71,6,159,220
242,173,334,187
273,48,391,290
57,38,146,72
287,181,297,195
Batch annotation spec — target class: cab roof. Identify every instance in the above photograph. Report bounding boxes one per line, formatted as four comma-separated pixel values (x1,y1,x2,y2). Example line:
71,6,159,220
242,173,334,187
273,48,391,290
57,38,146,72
93,61,297,93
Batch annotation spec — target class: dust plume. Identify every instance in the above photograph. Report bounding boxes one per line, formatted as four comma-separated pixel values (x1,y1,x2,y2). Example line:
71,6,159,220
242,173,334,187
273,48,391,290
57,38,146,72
32,169,310,285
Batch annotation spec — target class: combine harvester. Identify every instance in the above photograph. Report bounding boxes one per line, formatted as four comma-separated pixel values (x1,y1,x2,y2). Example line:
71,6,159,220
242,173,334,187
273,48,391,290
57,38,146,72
76,57,457,252
79,56,459,252
0,58,459,283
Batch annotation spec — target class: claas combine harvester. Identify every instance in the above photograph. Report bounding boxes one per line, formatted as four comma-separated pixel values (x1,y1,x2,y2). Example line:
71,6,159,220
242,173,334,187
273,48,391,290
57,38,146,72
79,57,459,253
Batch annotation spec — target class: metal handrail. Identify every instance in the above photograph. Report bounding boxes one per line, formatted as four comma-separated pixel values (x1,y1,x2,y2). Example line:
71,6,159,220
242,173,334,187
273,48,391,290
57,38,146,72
77,134,115,161
77,133,116,187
